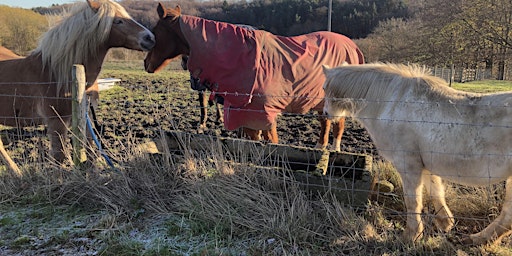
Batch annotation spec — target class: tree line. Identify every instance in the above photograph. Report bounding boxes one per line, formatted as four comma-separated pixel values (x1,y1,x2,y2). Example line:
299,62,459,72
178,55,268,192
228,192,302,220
1,0,511,79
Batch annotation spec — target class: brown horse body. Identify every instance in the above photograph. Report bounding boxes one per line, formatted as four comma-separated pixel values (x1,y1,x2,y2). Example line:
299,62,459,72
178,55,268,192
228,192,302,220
0,46,22,59
0,0,154,163
145,3,364,150
181,23,256,132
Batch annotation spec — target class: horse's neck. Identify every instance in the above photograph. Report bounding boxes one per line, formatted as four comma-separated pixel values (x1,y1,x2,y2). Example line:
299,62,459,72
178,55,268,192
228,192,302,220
83,47,109,87
176,17,191,55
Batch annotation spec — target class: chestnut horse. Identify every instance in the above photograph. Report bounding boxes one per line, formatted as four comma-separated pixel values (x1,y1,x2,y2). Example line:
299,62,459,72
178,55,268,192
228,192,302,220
323,63,512,245
181,55,224,131
144,3,364,150
180,24,256,132
0,0,154,164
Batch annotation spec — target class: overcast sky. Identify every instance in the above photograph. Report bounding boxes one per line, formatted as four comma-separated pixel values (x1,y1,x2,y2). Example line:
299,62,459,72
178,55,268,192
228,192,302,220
0,0,76,9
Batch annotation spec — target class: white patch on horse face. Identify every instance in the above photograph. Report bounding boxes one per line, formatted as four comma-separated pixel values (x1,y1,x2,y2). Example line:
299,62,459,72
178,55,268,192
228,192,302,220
131,18,155,51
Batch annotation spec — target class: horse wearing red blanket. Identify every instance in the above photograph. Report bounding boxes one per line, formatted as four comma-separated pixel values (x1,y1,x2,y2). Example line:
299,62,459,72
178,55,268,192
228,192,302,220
144,3,364,150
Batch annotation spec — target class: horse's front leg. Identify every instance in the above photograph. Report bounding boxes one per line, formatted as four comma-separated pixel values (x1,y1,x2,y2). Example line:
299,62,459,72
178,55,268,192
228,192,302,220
214,96,224,124
240,127,261,141
261,123,278,144
47,119,68,163
468,177,512,245
423,172,454,233
398,166,426,242
197,90,208,130
332,117,345,152
315,114,331,149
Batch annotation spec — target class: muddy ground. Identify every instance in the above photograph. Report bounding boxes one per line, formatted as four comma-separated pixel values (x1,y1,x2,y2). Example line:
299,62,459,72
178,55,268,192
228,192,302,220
93,70,378,160
0,69,378,166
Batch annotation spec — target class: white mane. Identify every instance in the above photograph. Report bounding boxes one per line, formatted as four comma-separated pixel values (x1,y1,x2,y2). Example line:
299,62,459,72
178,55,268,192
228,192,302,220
33,0,130,94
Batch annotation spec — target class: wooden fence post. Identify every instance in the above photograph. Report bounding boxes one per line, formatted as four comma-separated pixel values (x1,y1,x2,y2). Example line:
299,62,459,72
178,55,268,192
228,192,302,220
72,64,87,166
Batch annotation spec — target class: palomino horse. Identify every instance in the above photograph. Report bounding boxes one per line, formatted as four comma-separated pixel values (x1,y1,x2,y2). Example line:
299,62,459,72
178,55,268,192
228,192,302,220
0,0,155,164
322,63,512,245
0,46,99,110
0,47,23,174
0,46,22,60
144,3,364,150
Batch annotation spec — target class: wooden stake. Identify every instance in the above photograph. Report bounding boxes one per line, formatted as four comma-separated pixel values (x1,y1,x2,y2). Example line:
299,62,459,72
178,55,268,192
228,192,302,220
72,64,87,166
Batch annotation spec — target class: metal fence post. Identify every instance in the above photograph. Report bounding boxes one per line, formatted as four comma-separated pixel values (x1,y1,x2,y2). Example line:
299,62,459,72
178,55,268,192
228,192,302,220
72,64,87,166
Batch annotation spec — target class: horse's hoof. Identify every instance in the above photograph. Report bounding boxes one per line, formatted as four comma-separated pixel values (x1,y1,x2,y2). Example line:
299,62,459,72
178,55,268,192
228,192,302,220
448,234,478,245
434,217,454,233
460,235,475,245
315,143,327,149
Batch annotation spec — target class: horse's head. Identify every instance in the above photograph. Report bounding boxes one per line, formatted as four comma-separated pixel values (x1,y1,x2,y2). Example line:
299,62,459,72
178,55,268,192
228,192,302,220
144,3,189,73
322,65,355,120
86,0,155,51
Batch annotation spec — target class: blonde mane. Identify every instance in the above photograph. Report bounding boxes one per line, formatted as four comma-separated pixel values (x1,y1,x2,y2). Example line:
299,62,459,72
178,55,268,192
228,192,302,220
324,63,476,104
33,0,130,94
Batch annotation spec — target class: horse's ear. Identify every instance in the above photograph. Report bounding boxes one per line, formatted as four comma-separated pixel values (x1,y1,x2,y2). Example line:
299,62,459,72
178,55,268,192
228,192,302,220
86,0,101,12
322,64,331,74
157,3,181,19
157,2,167,19
174,5,182,15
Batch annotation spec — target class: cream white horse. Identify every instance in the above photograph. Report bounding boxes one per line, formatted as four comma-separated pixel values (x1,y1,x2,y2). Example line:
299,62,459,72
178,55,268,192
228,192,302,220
322,63,512,245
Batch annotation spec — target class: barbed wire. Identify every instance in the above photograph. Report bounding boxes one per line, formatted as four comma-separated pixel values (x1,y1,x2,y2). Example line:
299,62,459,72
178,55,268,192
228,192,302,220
0,115,72,120
0,80,508,232
0,80,96,86
0,93,72,100
0,80,97,100
0,81,62,85
1,79,511,106
150,88,512,130
0,81,511,155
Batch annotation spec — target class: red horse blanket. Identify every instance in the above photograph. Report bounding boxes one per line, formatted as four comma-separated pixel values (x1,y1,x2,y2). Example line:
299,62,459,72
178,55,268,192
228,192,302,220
181,15,364,131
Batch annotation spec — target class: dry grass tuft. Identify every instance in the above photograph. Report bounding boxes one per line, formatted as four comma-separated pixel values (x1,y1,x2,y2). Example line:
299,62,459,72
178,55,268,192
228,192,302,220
0,133,511,254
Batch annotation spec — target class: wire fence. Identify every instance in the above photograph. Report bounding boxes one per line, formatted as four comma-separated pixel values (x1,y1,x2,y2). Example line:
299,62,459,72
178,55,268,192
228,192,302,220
0,76,509,230
431,66,493,82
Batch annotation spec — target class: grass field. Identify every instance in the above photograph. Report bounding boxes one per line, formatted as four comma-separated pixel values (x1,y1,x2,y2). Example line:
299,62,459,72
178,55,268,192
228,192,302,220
452,80,512,93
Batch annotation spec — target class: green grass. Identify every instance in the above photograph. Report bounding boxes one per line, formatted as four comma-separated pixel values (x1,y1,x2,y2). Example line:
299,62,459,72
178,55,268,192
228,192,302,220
452,79,512,93
100,59,186,80
100,60,512,94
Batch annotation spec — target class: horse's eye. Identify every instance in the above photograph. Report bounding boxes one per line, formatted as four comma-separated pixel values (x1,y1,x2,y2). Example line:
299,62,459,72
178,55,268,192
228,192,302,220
113,19,123,25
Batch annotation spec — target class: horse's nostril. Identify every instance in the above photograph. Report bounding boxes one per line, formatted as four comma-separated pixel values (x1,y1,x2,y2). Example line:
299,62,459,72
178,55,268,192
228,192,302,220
143,34,156,49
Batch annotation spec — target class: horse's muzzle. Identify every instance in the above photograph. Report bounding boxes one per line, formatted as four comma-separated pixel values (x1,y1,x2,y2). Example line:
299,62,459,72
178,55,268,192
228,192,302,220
190,77,209,91
140,33,156,51
144,61,154,73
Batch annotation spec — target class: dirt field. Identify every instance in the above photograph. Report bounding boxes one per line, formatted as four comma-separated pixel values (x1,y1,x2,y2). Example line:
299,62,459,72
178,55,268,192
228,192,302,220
94,68,378,159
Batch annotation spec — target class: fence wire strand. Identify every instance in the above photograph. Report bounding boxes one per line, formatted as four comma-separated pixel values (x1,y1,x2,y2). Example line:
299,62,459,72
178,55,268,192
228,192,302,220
0,79,509,222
